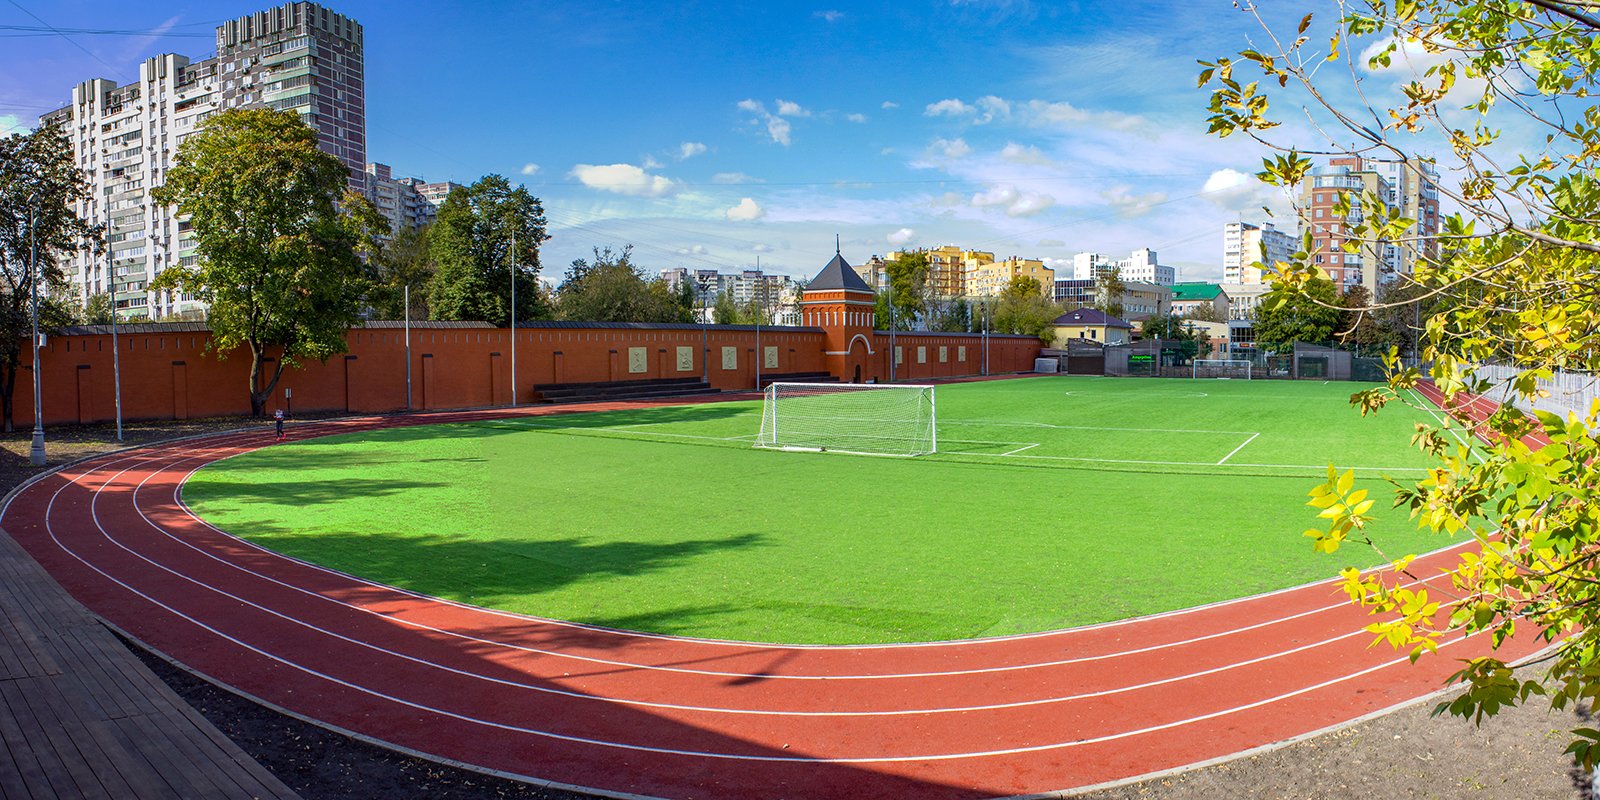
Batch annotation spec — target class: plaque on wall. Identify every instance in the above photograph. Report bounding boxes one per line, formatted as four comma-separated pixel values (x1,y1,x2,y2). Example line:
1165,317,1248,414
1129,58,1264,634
917,346,927,364
722,346,738,370
676,346,694,371
959,346,967,362
764,346,778,369
939,346,948,363
628,347,648,373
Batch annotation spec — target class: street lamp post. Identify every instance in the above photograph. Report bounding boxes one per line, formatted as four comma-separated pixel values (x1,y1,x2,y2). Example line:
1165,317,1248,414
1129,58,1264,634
26,197,45,466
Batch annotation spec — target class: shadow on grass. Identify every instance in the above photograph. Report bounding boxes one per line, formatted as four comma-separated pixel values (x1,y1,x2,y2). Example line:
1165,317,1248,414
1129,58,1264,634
239,528,773,631
185,478,448,506
283,402,760,449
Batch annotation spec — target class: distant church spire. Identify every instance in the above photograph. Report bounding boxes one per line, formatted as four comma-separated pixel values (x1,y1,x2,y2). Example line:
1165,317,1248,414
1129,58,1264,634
835,234,841,255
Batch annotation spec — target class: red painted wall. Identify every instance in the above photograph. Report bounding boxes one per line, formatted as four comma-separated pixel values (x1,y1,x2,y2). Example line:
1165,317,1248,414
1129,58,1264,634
11,324,1041,425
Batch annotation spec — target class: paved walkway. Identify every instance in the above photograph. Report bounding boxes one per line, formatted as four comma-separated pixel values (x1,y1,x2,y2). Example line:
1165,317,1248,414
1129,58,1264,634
0,513,298,800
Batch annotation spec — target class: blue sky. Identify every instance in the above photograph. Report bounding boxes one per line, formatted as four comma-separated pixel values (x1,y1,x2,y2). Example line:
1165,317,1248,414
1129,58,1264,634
1,0,1445,284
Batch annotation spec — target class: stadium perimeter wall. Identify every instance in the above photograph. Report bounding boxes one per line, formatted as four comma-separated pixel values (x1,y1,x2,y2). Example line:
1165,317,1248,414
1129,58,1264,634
10,322,1041,425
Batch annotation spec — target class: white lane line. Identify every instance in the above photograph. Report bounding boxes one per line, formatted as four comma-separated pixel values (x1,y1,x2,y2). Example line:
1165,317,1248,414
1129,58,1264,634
46,453,1501,762
1216,432,1262,465
956,419,1252,435
1000,443,1041,457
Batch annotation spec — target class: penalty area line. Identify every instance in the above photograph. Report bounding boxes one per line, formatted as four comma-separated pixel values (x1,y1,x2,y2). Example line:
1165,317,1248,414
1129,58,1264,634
1000,443,1041,456
1216,432,1261,465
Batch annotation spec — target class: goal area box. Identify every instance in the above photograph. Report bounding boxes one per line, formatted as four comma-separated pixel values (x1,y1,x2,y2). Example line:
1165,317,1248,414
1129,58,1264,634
755,382,936,457
1192,359,1253,380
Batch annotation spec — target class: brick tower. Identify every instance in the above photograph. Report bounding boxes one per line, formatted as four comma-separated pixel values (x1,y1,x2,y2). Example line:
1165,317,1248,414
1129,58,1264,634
801,250,878,383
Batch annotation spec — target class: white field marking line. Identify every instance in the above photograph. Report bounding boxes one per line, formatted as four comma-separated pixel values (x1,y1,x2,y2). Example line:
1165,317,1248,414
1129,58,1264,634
1407,387,1486,463
1216,432,1262,466
127,446,1459,688
1000,443,1041,456
158,418,1468,656
991,450,1429,474
54,472,1508,765
78,411,1465,661
950,419,1257,435
1063,390,1208,398
94,461,1462,718
504,419,754,443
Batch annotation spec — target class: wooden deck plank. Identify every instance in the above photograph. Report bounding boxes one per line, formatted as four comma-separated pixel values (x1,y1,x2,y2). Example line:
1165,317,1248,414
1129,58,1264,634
0,522,300,800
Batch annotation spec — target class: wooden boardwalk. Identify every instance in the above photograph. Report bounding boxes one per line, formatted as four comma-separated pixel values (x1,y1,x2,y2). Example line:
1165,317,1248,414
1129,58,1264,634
0,523,298,800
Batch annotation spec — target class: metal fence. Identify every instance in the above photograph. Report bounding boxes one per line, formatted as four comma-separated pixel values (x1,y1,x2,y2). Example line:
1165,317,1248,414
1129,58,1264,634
1470,363,1600,419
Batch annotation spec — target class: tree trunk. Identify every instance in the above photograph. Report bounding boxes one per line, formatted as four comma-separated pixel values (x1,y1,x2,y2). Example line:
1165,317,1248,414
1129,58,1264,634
246,341,265,417
0,361,14,434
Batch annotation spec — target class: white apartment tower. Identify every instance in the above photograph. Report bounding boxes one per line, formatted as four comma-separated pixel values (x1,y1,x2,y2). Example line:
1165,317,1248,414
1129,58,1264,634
40,2,365,319
1071,249,1175,285
1223,221,1295,284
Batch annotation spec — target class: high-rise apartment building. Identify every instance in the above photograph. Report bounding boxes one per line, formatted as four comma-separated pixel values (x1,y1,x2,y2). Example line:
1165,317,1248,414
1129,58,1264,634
1071,249,1175,285
1297,156,1440,294
364,163,457,236
39,2,365,319
1223,221,1294,284
965,256,1054,298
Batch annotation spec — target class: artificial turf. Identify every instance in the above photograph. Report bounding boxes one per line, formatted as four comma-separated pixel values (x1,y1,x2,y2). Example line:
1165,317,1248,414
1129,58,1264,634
182,376,1465,645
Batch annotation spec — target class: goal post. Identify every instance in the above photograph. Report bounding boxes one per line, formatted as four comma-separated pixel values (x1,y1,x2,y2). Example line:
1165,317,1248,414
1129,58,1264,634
1193,359,1253,380
756,382,937,457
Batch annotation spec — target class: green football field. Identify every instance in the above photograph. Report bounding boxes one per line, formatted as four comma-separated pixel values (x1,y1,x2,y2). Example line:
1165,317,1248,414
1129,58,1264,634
182,376,1470,645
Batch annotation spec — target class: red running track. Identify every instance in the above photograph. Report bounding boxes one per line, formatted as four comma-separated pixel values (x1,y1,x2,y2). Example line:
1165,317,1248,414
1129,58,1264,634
0,392,1551,800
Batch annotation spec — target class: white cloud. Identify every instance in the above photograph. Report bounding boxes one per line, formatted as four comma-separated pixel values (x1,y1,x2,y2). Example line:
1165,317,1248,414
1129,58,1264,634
1038,238,1066,247
815,9,843,22
725,197,766,221
677,244,709,255
881,101,899,110
846,113,867,123
738,99,795,146
974,95,1012,123
0,115,26,136
712,172,760,184
925,98,974,117
678,141,707,160
999,142,1052,166
1100,185,1168,218
519,162,541,176
887,228,916,246
970,184,1055,217
1200,167,1288,216
569,163,678,197
752,243,776,253
776,99,811,118
641,154,664,170
932,137,972,159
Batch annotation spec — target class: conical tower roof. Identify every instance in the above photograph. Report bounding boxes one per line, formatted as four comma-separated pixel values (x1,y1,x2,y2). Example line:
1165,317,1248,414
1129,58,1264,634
807,253,872,293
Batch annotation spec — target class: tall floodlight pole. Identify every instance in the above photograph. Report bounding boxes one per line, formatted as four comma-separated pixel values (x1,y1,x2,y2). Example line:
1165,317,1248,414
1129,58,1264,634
107,243,121,441
404,284,412,410
887,272,896,383
699,276,710,383
509,230,518,407
27,198,45,465
754,257,762,392
982,299,990,376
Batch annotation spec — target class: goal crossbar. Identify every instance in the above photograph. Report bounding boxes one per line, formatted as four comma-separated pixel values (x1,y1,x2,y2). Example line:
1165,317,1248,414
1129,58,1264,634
756,382,938,456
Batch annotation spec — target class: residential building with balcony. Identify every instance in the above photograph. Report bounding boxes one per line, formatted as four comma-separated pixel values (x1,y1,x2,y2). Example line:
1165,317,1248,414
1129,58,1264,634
39,2,366,318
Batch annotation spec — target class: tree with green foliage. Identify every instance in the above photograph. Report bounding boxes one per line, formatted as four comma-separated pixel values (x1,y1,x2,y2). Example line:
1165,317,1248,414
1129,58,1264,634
556,246,692,323
874,249,931,330
927,298,971,333
1252,276,1340,352
991,275,1061,344
77,293,115,325
427,175,549,325
1203,0,1600,763
0,123,100,430
1334,284,1385,354
1093,267,1127,320
1140,314,1210,363
151,109,381,417
713,291,740,325
368,224,434,320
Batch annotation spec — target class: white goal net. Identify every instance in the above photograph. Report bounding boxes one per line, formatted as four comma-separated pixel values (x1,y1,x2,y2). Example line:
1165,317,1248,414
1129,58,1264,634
1193,359,1253,380
755,382,937,457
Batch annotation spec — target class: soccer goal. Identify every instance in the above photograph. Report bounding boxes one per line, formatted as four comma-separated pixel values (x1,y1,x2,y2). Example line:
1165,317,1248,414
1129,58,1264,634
1192,359,1253,380
756,383,937,457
